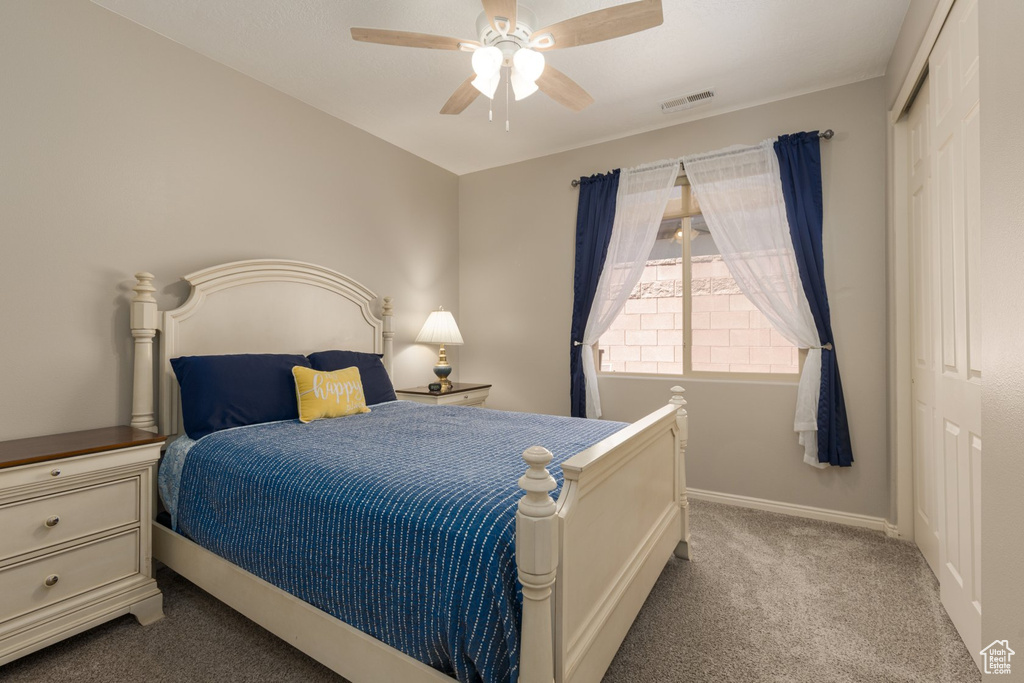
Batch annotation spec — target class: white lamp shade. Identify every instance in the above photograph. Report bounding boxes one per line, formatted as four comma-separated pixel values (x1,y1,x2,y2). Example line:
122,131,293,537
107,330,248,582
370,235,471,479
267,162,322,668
471,72,501,99
416,309,464,345
512,48,545,82
471,46,503,78
510,69,539,100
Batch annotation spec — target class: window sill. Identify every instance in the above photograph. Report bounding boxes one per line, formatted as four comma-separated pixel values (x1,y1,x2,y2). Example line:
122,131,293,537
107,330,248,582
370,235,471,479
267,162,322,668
597,372,800,387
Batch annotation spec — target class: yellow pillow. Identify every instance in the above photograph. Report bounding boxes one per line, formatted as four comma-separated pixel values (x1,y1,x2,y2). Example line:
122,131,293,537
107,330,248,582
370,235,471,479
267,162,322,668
292,365,371,423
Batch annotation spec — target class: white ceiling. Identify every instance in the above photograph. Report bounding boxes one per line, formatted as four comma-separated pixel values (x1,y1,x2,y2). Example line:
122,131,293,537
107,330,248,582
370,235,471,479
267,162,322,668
91,0,909,175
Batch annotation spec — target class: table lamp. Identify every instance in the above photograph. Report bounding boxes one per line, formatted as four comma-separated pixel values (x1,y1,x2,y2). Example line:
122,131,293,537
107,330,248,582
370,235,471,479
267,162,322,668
415,307,464,393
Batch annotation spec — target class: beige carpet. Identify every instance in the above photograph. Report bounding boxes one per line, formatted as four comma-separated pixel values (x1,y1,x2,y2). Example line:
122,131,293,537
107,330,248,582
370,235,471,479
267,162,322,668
1,500,980,682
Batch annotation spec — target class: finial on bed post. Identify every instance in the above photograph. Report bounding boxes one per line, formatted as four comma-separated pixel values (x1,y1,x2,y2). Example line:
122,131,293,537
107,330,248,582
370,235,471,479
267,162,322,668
670,386,690,560
130,273,158,432
381,296,394,378
516,446,558,683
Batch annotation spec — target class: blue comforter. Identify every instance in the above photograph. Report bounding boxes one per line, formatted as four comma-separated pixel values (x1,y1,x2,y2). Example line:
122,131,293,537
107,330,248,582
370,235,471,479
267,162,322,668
164,401,626,683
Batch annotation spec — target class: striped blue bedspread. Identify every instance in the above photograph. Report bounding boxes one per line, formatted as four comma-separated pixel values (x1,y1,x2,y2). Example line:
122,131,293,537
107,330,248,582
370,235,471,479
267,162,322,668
164,401,626,683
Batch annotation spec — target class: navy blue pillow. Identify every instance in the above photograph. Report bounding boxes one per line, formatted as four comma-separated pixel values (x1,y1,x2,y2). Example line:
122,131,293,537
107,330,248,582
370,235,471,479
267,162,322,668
170,353,311,440
306,350,396,406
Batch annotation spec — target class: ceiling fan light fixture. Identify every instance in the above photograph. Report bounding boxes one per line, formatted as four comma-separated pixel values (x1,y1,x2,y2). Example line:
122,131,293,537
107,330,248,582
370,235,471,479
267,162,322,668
471,72,501,99
471,45,503,78
512,47,545,82
510,68,539,100
353,0,666,118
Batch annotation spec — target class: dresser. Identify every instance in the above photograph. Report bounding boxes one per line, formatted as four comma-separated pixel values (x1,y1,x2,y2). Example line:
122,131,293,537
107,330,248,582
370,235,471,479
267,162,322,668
395,382,491,407
0,427,165,665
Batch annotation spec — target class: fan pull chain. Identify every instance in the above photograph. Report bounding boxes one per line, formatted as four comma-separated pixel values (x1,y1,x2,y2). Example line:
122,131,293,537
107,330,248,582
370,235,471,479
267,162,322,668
489,96,493,122
505,66,510,133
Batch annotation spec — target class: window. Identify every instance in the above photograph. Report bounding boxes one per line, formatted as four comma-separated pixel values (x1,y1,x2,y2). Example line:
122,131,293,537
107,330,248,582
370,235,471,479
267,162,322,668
597,179,800,377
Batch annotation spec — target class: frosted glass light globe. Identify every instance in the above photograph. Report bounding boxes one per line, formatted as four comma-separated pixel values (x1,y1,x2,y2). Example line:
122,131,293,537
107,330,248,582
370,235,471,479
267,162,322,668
471,72,501,99
512,48,545,82
471,46,503,78
510,70,539,100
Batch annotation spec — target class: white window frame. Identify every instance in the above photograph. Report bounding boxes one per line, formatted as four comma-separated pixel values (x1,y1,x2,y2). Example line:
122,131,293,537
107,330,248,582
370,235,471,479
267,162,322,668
597,176,803,382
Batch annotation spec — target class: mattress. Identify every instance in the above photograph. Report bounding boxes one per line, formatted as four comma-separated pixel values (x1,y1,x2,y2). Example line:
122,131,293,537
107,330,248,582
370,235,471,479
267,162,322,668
159,400,626,683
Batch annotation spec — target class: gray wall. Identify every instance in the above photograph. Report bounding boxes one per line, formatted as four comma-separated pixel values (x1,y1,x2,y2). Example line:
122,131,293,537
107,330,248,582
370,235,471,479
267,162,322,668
459,79,889,518
0,0,460,441
979,0,1024,664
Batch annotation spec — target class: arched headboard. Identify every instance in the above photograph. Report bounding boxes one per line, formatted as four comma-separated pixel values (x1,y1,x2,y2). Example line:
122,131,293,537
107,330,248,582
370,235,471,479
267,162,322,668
129,259,394,437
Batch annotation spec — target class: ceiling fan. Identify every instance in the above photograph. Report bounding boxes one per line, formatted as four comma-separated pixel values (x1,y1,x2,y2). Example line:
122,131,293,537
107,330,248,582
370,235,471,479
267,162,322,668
350,0,664,118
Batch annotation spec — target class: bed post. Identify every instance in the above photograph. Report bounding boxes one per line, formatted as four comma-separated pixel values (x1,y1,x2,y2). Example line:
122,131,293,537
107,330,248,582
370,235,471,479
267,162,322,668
130,272,158,432
381,296,394,378
516,446,558,683
670,386,690,559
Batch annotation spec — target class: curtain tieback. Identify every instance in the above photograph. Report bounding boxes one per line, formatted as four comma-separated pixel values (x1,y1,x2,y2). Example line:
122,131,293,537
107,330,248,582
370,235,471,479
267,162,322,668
808,343,833,351
573,340,583,347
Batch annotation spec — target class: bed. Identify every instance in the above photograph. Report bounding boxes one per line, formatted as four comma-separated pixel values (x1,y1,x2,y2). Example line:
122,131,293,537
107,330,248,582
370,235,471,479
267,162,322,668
128,259,690,683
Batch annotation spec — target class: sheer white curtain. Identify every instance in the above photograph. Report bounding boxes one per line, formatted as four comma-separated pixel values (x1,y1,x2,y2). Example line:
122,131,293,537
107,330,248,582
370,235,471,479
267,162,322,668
682,141,826,467
582,159,680,418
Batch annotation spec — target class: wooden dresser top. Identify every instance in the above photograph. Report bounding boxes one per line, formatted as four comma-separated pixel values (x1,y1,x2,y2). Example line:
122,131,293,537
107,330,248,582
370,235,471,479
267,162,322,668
0,427,166,470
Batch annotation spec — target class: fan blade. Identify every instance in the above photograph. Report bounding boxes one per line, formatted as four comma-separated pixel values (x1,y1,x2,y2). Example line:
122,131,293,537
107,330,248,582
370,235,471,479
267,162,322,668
536,66,594,112
530,0,663,50
440,76,481,115
481,0,517,35
350,28,479,51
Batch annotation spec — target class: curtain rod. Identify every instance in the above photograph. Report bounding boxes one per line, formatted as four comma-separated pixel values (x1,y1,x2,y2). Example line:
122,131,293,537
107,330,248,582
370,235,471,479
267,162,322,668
569,129,834,188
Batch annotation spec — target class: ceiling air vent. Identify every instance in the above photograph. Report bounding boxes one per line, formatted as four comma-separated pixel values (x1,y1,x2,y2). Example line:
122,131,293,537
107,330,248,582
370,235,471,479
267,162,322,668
660,89,716,114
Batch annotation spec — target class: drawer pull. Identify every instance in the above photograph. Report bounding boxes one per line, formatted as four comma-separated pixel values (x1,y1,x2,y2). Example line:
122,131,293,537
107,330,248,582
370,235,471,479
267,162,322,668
44,516,60,528
44,574,59,587
50,469,61,477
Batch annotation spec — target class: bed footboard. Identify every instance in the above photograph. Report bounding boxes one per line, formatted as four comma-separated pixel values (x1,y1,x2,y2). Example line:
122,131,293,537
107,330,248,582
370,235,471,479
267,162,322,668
516,387,689,683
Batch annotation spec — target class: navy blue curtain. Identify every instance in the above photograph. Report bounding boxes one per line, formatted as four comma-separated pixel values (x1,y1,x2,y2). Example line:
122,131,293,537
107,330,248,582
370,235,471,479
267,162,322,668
570,171,620,418
774,132,853,467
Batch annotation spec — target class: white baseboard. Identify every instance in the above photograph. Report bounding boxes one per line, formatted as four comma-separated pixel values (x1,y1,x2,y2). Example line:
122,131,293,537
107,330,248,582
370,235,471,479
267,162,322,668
687,488,892,533
883,520,903,538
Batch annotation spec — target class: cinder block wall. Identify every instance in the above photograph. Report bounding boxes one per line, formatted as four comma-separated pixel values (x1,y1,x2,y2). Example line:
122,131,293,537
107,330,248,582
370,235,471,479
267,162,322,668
599,255,799,374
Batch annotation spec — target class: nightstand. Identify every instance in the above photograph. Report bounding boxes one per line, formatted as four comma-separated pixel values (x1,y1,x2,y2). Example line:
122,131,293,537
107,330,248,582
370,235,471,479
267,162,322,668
0,427,166,666
396,382,491,407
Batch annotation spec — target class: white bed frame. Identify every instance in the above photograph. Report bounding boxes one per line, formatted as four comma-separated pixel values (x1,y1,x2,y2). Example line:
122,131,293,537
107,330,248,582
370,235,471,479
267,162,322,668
128,259,690,683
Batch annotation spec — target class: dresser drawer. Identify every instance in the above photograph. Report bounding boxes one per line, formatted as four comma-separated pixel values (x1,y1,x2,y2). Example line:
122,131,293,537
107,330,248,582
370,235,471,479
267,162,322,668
0,529,140,622
0,443,160,492
395,384,490,407
0,478,140,561
434,390,488,406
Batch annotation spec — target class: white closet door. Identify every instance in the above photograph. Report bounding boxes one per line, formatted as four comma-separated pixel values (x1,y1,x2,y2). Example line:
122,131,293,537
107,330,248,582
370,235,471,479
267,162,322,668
908,76,941,578
909,0,982,663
